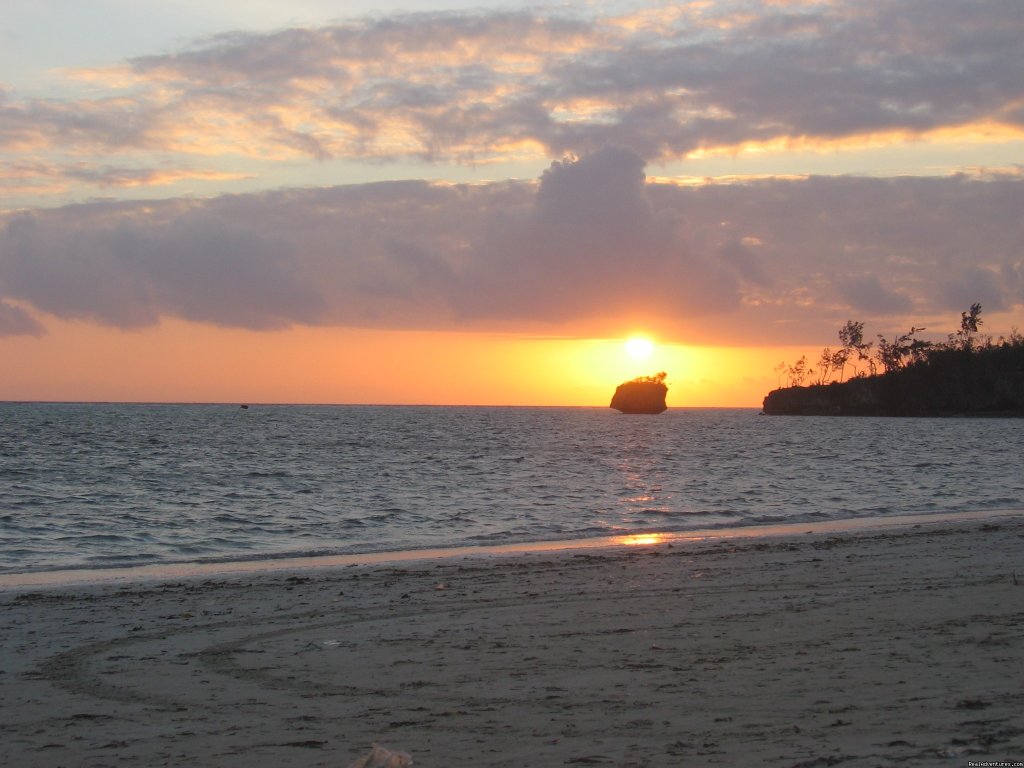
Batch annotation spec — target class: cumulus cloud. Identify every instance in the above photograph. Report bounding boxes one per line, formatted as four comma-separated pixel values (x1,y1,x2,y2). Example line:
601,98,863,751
1,147,1022,343
2,0,1022,168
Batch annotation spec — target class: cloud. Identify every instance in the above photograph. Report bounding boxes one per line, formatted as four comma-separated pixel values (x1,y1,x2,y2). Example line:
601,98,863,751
837,275,913,315
0,205,325,329
0,86,155,154
0,160,250,197
3,0,1023,168
940,266,1009,313
452,146,743,324
2,147,1022,343
0,299,44,336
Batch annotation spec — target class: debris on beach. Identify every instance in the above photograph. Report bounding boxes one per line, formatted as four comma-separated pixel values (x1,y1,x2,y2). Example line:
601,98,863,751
347,743,413,768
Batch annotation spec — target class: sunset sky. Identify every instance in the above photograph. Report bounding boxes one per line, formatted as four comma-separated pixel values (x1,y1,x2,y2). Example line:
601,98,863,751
2,0,1022,406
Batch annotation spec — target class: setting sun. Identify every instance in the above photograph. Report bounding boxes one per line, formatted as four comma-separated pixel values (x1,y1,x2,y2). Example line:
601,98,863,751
625,336,655,360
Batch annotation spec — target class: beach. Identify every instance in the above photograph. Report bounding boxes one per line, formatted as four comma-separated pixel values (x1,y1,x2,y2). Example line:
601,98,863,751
3,515,1023,768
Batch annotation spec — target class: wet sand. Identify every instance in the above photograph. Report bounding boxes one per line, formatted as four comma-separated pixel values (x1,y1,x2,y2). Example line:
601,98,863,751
3,515,1023,767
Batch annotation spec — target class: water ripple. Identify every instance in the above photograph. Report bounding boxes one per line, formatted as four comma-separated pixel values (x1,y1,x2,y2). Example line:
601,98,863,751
1,404,1022,573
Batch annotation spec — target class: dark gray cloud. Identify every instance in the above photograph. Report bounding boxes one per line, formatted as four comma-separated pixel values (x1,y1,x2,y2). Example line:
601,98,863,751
3,1,1022,163
838,275,914,315
451,146,743,323
2,147,1022,343
0,204,325,330
941,266,1009,313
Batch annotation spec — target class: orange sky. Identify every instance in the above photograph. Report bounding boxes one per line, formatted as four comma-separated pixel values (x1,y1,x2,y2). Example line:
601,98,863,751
1,317,798,407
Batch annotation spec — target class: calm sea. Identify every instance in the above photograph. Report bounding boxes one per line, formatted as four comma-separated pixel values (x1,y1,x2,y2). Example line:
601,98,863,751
1,403,1021,575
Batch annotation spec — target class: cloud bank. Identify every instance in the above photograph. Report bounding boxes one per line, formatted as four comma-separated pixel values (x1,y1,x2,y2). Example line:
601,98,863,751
3,147,1022,341
2,0,1022,180
5,1,1021,342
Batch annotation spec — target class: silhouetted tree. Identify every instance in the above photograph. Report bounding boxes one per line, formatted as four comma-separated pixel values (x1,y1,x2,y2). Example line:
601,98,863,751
815,348,831,385
951,302,984,351
786,355,811,386
877,326,931,372
832,348,851,381
838,320,874,377
774,360,788,388
815,347,846,385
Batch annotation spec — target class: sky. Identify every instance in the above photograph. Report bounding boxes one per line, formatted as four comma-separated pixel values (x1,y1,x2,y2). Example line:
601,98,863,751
1,0,1022,406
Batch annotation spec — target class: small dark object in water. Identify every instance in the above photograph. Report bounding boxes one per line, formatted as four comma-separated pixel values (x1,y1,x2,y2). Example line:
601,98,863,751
239,404,249,410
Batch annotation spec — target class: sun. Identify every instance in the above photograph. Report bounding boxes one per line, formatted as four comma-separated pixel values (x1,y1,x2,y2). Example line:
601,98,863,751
625,336,655,360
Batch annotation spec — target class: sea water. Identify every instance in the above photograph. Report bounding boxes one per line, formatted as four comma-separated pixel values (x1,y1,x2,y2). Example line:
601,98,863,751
1,403,1022,575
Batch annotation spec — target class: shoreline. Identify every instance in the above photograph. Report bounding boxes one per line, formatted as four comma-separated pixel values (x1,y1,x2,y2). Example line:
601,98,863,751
3,515,1023,767
1,507,1020,590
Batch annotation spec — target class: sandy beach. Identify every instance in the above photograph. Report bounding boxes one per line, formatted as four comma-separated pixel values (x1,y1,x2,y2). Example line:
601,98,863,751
3,515,1023,768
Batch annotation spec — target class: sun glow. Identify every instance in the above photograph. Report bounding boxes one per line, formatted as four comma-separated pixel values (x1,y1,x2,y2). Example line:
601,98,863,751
625,336,654,360
0,313,800,407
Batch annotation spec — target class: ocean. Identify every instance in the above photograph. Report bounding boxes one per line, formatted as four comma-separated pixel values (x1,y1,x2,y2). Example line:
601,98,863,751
1,403,1022,576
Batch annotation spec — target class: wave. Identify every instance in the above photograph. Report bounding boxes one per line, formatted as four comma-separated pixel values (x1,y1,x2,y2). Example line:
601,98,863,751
2,404,1023,576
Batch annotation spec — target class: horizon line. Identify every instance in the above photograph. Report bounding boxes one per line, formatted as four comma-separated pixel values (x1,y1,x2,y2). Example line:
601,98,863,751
0,400,760,409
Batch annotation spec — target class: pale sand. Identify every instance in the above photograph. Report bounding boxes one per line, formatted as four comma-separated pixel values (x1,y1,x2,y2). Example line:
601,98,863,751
2,517,1023,767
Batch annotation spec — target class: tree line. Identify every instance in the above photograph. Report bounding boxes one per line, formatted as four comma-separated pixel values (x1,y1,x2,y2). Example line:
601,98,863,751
776,304,1022,388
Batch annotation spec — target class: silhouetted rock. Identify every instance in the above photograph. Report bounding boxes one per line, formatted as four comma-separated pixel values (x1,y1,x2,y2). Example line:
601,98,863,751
611,373,668,414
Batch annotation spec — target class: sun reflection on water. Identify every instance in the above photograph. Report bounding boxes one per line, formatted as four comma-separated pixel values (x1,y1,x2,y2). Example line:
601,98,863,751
617,532,668,547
